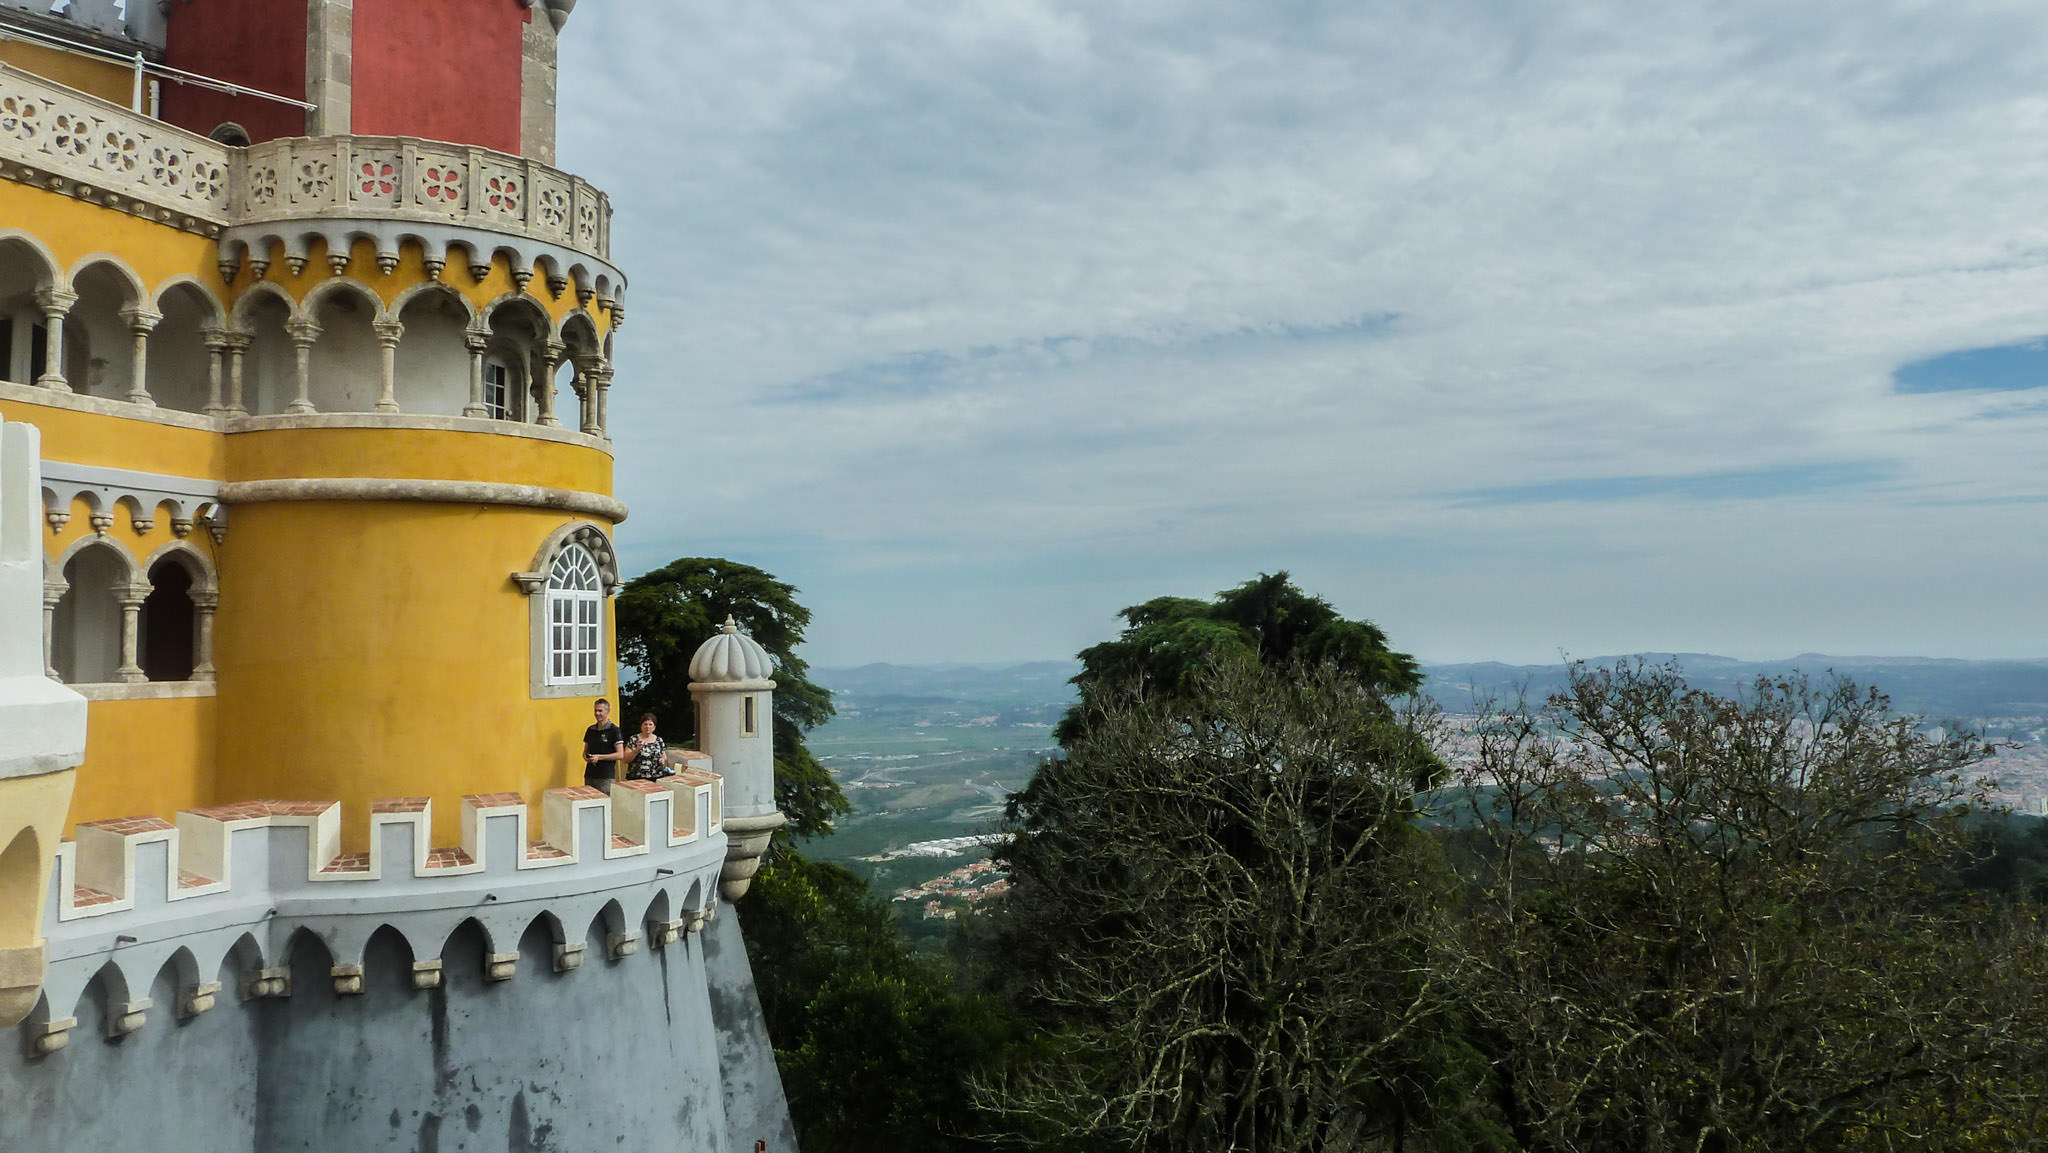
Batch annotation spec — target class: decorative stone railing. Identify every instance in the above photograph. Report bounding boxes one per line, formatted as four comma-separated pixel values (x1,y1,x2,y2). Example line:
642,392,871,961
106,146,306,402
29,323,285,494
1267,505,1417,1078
0,64,619,294
0,62,231,232
235,136,609,258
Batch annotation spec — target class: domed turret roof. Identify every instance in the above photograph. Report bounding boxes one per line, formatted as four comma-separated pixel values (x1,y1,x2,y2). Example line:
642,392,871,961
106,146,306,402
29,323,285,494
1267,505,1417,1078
689,617,775,683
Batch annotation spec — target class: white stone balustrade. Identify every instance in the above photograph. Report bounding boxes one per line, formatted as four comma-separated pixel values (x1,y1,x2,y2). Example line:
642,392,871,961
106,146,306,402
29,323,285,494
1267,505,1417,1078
0,64,620,297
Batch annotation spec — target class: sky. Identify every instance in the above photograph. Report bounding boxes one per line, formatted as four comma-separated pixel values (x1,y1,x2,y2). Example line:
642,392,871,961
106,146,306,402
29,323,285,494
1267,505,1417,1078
555,1,2048,668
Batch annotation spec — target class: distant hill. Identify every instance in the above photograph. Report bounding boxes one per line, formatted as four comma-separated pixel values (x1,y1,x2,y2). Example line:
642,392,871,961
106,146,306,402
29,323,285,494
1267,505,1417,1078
813,654,2048,729
813,661,1082,703
1424,654,2048,724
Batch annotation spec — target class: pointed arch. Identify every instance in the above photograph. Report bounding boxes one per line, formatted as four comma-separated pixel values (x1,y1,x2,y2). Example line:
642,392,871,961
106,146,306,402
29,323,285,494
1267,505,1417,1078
228,278,299,328
363,924,416,995
139,539,218,594
0,229,62,290
64,253,147,304
51,536,140,684
149,274,228,326
392,281,475,416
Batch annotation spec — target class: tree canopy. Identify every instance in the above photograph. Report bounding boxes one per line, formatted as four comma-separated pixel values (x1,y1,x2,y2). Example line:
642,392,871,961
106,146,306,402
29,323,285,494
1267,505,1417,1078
980,574,2048,1152
614,557,846,838
1057,571,1422,744
986,660,1492,1151
1449,662,2048,1152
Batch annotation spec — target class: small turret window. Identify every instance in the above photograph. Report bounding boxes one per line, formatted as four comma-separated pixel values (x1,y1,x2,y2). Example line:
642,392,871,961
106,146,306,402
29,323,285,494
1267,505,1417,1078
545,544,603,685
743,694,758,737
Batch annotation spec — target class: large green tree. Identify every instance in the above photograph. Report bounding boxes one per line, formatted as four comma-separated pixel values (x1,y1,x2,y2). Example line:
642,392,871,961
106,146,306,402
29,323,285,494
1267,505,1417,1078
614,557,846,838
985,575,1486,1152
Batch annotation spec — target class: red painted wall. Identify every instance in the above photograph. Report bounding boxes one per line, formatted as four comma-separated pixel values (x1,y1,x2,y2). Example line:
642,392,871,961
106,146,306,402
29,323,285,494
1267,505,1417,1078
161,0,309,145
352,0,527,153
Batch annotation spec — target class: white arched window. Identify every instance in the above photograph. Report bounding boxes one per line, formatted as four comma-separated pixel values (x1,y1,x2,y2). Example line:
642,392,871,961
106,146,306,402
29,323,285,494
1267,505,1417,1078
545,544,603,686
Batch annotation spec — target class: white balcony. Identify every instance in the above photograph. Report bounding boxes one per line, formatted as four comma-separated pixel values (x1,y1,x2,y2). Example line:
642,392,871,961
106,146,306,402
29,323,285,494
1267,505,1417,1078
0,63,621,300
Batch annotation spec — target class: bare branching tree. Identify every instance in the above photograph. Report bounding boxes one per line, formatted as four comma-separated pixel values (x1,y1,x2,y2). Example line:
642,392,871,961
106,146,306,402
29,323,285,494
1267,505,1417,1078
1450,661,2048,1153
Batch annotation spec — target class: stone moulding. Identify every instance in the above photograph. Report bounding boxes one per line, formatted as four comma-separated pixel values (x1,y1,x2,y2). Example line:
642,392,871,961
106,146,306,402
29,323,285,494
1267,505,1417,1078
0,65,623,297
23,774,728,1054
218,477,627,522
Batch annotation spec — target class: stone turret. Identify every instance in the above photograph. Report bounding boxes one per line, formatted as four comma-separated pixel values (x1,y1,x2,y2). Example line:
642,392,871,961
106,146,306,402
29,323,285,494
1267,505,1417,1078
0,421,87,1026
689,617,784,899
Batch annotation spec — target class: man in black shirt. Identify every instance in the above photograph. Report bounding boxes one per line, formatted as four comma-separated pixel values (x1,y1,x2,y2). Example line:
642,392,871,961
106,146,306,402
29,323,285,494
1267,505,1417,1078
583,698,625,794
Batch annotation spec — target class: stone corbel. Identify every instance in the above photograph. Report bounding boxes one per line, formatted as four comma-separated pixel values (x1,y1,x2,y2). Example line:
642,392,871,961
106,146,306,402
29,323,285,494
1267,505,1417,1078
410,960,443,990
552,942,584,972
26,1016,74,1056
104,997,150,1037
177,982,220,1018
245,967,289,1000
201,504,228,547
607,931,641,960
331,965,364,995
485,952,518,982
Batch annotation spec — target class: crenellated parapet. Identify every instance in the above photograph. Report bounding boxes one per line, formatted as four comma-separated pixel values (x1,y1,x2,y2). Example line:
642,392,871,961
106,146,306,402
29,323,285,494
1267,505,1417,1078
23,772,728,1056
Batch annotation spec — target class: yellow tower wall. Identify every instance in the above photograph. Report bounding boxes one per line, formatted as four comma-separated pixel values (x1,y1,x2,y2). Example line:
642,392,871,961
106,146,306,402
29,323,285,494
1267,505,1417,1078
211,498,618,849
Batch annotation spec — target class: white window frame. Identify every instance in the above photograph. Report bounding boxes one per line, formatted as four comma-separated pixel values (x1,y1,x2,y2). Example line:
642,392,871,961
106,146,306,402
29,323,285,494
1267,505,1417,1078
520,522,619,700
544,545,604,688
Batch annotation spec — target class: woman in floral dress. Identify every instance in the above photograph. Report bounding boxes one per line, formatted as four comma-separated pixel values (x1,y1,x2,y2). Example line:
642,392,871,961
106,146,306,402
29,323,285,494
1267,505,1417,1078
624,712,672,781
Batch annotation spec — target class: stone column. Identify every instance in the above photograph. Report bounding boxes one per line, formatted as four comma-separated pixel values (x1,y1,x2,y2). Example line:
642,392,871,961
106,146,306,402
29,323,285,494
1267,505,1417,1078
42,582,63,681
463,331,490,417
201,328,228,415
33,289,76,392
191,589,218,682
592,364,613,439
115,583,147,684
121,307,161,407
223,333,251,415
572,354,598,434
285,318,320,415
372,318,403,413
533,339,564,427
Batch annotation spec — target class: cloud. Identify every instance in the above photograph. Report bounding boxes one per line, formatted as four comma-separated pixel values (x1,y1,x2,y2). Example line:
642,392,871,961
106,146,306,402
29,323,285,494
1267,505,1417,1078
559,0,2048,665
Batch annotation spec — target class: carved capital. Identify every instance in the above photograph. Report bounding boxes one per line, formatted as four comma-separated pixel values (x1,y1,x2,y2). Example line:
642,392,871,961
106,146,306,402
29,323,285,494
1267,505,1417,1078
372,319,405,347
33,287,77,315
120,307,162,335
285,318,322,347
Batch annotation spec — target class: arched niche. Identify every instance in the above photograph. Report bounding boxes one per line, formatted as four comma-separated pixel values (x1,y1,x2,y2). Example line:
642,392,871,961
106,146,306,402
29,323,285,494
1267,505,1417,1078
0,232,59,385
305,280,383,412
149,279,226,414
67,258,147,401
52,538,138,684
393,284,473,416
233,284,296,415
